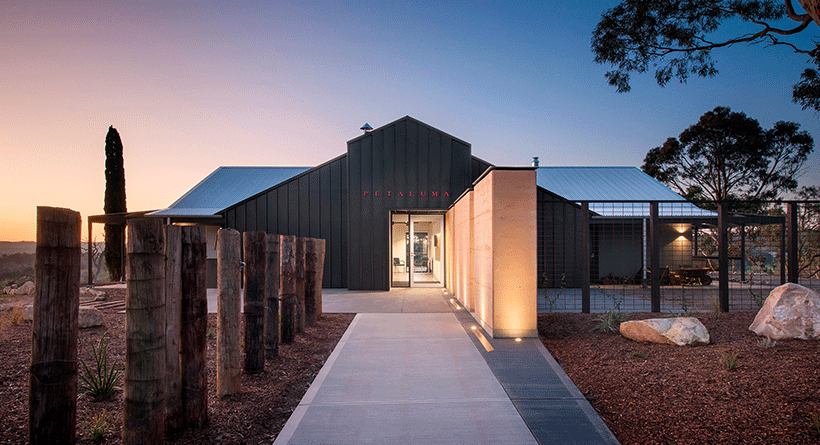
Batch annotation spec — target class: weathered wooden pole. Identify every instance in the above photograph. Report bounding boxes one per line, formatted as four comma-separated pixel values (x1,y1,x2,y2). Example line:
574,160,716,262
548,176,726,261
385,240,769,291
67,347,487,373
295,237,306,333
217,228,242,396
280,235,297,344
304,238,326,326
265,234,281,358
164,224,183,431
314,238,326,321
180,225,207,428
243,231,266,374
29,206,81,445
123,218,166,445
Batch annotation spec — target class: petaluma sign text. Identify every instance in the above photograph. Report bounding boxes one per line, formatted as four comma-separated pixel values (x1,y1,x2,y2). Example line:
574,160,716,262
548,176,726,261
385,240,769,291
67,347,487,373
362,190,450,197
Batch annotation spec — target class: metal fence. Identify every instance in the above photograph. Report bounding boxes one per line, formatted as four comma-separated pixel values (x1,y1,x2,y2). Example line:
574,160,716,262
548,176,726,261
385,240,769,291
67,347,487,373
537,200,820,313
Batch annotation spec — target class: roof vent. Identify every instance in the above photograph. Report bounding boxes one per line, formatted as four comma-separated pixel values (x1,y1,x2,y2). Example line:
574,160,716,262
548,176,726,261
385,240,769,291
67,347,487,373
360,123,373,133
532,157,539,167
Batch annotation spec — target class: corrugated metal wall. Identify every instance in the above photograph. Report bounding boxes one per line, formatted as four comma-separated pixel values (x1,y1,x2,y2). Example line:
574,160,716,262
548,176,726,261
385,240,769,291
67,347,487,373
346,116,478,290
221,155,348,288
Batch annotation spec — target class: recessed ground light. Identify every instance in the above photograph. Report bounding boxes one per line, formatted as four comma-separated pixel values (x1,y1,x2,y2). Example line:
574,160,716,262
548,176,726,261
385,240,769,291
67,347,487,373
515,338,522,342
471,326,477,330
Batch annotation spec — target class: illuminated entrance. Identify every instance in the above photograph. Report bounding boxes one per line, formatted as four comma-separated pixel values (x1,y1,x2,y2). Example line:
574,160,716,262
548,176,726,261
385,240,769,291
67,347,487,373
391,213,444,288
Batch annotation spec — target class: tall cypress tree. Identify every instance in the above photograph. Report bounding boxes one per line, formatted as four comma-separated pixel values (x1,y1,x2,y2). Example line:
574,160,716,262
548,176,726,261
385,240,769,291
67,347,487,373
104,126,126,281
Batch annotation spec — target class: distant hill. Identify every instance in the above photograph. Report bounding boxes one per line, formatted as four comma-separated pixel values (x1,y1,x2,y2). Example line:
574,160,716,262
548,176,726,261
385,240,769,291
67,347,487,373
0,241,36,255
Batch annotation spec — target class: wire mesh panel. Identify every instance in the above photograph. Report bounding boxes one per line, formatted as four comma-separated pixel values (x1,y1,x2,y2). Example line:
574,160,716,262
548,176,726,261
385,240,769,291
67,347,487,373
536,199,816,313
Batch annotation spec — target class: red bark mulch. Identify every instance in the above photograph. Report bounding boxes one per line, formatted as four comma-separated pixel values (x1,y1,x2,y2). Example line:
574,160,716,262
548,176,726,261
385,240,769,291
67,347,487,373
0,288,353,444
539,311,820,445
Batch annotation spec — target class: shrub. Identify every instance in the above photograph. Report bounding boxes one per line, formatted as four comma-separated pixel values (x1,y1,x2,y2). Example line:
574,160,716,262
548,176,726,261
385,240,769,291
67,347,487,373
593,309,629,334
82,411,110,443
79,334,121,401
721,352,739,371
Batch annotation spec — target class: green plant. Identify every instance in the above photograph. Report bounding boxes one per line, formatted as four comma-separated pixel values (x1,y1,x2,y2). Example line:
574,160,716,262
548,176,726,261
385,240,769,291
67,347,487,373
79,334,121,401
748,277,766,309
711,297,723,318
206,328,216,339
82,410,110,443
540,273,565,313
812,412,820,436
721,352,739,371
593,309,629,334
756,336,776,348
629,352,646,359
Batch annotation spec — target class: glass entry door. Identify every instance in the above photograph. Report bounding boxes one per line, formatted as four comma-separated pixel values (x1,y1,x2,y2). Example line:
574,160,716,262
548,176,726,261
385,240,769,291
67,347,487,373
391,213,444,288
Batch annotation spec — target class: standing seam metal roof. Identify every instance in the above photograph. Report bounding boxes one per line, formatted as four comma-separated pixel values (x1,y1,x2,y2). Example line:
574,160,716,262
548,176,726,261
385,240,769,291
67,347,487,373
535,167,714,218
148,166,310,217
535,166,685,201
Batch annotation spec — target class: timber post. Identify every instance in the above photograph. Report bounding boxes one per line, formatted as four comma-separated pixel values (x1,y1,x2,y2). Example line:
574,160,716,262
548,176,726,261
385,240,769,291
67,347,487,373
265,233,281,358
217,228,242,396
123,218,166,445
180,225,207,428
243,231,266,374
295,237,306,333
314,239,326,322
164,224,183,431
280,235,297,343
29,206,81,445
304,238,326,326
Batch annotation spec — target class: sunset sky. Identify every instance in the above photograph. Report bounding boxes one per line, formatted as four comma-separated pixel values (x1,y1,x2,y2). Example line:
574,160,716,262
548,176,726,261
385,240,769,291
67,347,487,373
2,1,819,242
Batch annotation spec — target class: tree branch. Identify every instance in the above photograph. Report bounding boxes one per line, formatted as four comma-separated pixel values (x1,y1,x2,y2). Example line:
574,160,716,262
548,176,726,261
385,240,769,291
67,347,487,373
785,0,812,21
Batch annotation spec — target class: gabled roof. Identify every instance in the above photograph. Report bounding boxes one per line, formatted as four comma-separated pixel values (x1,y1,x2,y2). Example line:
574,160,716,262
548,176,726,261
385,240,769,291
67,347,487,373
148,166,310,217
536,167,713,218
536,167,684,201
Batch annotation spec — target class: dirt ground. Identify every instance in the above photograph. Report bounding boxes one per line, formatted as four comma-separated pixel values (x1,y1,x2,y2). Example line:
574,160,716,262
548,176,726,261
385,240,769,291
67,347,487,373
4,288,820,444
539,311,820,445
0,288,353,444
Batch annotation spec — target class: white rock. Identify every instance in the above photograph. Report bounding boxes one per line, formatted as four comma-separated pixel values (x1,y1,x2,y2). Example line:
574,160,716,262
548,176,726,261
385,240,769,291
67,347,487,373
13,281,35,295
749,283,820,340
21,304,33,321
78,306,104,328
620,317,710,346
80,287,108,301
21,304,104,328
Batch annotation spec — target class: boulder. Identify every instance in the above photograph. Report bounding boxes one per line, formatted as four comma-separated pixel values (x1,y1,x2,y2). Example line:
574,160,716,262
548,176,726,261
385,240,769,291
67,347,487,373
80,287,108,301
620,317,710,346
749,283,820,340
78,306,104,328
14,281,35,295
21,304,104,328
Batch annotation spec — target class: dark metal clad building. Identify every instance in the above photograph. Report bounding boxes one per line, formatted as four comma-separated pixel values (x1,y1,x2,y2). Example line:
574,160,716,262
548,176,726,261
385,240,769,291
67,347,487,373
146,115,705,292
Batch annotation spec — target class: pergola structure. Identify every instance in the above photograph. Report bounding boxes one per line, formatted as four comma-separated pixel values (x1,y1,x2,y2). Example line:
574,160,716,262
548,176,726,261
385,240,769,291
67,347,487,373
86,211,224,285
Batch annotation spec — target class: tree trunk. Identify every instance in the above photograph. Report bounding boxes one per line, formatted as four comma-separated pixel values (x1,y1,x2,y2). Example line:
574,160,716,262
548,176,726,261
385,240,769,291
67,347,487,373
123,218,165,445
797,1,820,28
280,235,297,344
30,207,81,445
243,231,266,374
180,225,207,428
265,234,280,358
217,228,242,396
164,224,183,431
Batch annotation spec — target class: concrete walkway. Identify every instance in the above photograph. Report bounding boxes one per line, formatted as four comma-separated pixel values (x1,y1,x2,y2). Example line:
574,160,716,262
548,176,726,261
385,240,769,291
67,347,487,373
274,288,619,444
